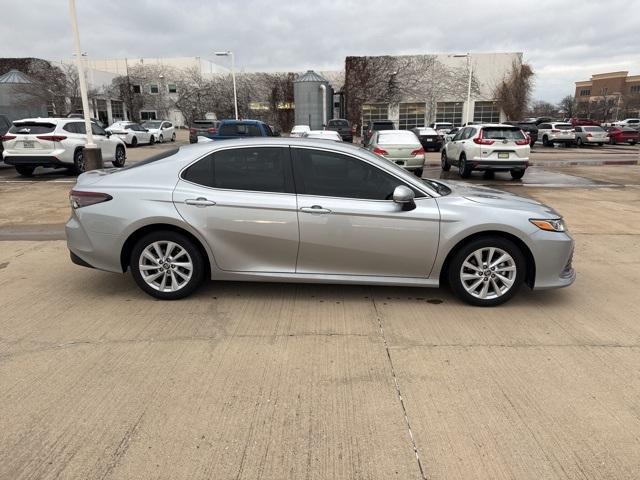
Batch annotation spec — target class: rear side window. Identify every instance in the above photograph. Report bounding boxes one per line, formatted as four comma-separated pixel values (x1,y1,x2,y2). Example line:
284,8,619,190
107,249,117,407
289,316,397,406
9,122,56,134
63,122,84,133
219,123,261,136
538,124,550,129
555,124,572,130
482,127,525,140
182,147,291,193
328,120,349,127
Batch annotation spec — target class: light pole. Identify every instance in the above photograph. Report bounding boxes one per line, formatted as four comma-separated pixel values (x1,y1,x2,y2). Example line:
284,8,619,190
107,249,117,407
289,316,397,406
454,53,473,125
68,0,102,170
215,51,238,120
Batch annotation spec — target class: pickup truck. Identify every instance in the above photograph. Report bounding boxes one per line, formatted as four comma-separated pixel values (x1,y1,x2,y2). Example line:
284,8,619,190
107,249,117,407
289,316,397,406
325,119,354,142
191,119,275,142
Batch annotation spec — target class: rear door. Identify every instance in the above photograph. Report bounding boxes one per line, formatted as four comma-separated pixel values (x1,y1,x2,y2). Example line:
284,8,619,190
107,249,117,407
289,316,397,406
173,146,299,273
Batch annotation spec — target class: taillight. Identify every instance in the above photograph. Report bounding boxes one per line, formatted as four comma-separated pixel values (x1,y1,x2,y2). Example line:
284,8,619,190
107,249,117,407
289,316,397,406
372,147,388,156
36,135,67,142
410,147,425,156
515,131,529,145
473,130,494,145
586,133,592,138
206,128,217,133
551,129,560,133
189,128,196,133
69,190,113,209
1,135,16,141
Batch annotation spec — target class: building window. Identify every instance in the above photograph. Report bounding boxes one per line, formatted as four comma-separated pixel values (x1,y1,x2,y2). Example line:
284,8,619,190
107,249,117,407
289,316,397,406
601,87,608,95
435,102,463,126
111,100,124,120
168,83,177,93
580,89,591,96
149,84,159,94
140,110,157,120
631,85,640,94
132,85,141,94
399,103,426,130
362,103,388,125
473,101,500,123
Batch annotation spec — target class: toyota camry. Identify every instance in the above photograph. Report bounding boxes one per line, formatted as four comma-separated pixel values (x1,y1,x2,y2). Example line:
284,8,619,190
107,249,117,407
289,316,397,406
66,138,575,306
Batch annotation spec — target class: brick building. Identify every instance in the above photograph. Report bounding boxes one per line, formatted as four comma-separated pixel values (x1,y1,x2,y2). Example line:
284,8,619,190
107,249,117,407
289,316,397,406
575,71,640,120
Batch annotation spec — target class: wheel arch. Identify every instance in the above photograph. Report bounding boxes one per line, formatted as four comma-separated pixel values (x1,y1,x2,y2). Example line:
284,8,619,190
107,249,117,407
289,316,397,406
438,230,536,289
120,223,212,280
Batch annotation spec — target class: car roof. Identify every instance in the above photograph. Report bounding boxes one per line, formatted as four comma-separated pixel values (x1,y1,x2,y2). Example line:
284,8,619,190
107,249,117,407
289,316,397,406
12,117,98,124
219,119,264,125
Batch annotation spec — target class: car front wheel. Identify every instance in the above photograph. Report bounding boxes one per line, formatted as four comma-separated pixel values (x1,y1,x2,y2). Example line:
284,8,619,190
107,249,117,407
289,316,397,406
441,150,451,171
448,236,526,306
458,154,472,178
112,145,126,167
510,169,525,180
130,231,205,300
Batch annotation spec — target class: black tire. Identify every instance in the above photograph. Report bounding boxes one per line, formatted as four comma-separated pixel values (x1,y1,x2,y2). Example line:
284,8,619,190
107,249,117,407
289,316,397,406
73,148,86,175
159,134,164,143
597,143,603,147
414,168,424,178
441,150,451,171
171,133,176,142
149,135,155,145
130,230,206,300
510,169,525,180
112,145,126,168
447,235,526,307
131,136,138,148
609,137,616,145
458,154,472,178
576,137,583,147
543,135,552,147
15,165,35,177
630,141,637,146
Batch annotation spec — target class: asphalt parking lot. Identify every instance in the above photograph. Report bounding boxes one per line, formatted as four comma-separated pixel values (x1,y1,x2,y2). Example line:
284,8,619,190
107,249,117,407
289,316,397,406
1,138,640,479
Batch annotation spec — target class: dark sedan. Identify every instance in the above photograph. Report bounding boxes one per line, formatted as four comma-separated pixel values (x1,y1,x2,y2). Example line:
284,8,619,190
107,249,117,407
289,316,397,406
410,127,443,151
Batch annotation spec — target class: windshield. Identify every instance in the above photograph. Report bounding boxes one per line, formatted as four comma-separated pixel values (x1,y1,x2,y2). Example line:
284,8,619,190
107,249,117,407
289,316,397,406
143,121,162,128
9,122,56,134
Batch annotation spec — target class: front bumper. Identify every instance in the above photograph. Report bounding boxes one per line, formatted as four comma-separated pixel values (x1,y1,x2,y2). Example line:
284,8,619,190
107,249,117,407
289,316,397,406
529,230,576,290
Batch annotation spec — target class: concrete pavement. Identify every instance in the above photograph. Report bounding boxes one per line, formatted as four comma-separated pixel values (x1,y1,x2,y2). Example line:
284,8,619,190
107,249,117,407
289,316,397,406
1,164,640,479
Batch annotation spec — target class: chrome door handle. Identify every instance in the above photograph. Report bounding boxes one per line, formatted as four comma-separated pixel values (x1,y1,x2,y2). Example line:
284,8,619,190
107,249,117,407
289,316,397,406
185,197,216,207
300,205,332,214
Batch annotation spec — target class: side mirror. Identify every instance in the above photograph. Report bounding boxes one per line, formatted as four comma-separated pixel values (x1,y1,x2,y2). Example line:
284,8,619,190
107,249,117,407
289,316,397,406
105,131,112,138
392,185,416,211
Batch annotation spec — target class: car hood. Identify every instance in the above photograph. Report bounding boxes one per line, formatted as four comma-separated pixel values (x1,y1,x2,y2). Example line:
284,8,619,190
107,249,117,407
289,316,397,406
440,180,560,216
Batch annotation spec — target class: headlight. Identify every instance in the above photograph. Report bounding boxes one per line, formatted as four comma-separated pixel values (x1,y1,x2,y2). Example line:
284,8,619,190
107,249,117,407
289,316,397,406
530,218,566,232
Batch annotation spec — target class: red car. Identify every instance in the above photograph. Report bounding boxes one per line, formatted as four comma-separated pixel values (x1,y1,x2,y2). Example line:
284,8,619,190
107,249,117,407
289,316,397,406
569,117,600,127
607,127,639,145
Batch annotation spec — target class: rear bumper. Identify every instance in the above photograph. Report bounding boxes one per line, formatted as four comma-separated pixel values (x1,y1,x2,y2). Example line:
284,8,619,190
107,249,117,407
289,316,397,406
3,155,71,167
468,159,528,171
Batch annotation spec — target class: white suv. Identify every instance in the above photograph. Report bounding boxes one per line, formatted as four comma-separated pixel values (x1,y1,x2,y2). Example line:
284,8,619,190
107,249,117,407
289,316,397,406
537,122,576,146
1,118,127,176
441,124,530,179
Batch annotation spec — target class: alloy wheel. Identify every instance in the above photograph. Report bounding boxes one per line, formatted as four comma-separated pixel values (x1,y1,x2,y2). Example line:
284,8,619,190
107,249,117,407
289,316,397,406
459,247,516,300
139,241,193,292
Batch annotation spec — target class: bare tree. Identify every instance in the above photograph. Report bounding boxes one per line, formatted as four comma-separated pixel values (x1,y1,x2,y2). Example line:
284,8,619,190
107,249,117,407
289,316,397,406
528,100,560,118
557,94,577,119
493,60,534,120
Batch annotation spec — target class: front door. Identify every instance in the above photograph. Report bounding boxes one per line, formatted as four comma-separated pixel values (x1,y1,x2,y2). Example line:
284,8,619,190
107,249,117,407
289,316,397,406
173,146,299,273
291,147,440,278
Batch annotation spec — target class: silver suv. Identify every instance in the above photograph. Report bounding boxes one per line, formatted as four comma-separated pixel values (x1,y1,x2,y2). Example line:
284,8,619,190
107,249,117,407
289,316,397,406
1,117,127,176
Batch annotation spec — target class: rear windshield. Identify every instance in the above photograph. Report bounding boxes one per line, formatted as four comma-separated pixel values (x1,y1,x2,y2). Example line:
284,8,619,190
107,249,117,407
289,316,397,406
328,120,348,126
481,127,526,140
219,123,261,136
377,131,419,145
9,122,56,134
555,124,573,130
372,122,394,131
193,120,217,127
583,126,604,132
416,128,437,136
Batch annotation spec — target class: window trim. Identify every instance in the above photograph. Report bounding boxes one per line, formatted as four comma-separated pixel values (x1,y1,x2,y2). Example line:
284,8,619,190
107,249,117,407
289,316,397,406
179,145,295,195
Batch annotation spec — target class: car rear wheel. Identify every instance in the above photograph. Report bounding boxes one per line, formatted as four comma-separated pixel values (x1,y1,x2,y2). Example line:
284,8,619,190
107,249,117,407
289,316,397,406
447,236,525,306
576,137,583,147
131,136,138,147
441,150,451,171
458,154,472,178
630,141,637,145
73,149,86,175
112,145,126,168
609,137,616,145
149,135,155,145
510,169,525,180
15,165,35,177
543,135,552,147
171,133,176,142
159,134,164,143
414,168,423,178
130,231,205,300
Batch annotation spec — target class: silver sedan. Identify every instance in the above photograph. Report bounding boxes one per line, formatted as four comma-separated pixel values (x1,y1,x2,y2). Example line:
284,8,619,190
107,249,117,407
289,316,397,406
66,138,575,306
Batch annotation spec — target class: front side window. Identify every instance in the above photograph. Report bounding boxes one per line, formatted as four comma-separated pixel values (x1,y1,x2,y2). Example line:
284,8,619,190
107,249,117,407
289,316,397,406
292,148,406,200
182,147,290,193
91,123,107,136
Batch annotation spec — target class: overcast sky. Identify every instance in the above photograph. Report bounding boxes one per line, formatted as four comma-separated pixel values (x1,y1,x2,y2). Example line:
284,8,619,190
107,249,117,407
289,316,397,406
1,0,637,103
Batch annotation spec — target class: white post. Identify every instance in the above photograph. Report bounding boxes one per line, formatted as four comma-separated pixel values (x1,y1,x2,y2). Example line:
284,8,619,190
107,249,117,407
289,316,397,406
68,0,95,147
231,52,238,120
466,54,473,125
320,84,327,128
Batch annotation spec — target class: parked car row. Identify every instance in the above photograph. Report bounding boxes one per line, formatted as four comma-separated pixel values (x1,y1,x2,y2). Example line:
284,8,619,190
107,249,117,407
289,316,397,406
106,120,175,147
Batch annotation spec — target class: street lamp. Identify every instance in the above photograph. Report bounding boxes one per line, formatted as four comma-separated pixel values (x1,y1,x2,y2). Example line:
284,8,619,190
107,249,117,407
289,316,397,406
67,0,102,170
454,53,473,125
214,51,238,120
